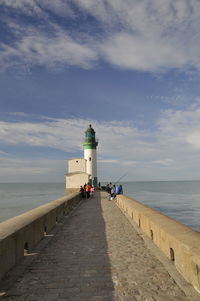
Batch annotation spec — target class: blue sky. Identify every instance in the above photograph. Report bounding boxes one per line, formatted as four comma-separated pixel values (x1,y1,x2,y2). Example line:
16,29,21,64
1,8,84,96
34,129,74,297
1,0,200,182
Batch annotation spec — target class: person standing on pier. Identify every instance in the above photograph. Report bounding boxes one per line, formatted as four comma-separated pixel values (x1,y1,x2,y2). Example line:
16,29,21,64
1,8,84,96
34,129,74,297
85,183,91,198
119,185,123,194
90,186,94,198
80,186,85,198
111,185,116,199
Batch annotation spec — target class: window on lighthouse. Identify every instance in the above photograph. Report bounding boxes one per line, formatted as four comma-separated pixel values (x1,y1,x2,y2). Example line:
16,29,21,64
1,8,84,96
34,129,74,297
89,157,91,161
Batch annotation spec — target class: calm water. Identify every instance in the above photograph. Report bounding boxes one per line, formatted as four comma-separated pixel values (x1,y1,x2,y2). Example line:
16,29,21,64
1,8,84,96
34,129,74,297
122,181,200,232
0,181,200,232
0,183,65,223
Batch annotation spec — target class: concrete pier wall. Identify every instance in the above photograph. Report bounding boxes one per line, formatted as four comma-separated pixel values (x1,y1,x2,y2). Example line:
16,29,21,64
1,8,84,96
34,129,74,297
0,192,81,281
116,194,200,293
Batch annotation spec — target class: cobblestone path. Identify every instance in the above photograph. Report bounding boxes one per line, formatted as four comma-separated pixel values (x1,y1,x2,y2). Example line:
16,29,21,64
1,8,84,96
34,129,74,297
0,192,191,300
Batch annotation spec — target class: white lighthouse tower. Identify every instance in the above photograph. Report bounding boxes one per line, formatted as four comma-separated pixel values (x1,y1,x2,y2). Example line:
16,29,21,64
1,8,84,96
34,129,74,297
83,124,98,186
65,124,98,192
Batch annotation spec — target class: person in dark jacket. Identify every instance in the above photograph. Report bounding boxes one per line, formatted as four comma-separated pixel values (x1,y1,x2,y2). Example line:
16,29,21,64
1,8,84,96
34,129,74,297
106,184,111,194
80,186,85,198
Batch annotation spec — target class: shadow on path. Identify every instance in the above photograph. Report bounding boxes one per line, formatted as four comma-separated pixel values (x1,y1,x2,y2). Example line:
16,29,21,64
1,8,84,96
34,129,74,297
0,192,115,300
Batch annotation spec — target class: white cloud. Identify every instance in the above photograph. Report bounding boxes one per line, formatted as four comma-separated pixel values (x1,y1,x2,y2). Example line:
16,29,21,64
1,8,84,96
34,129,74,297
0,25,97,71
0,150,9,156
186,132,200,149
159,95,187,107
0,118,86,152
0,166,50,175
1,0,38,9
98,159,119,163
1,0,200,72
101,32,186,71
0,0,74,17
2,109,200,161
152,159,173,166
0,157,66,182
158,108,200,137
0,0,46,19
73,0,200,72
0,117,149,167
0,108,199,157
1,107,200,180
41,0,74,17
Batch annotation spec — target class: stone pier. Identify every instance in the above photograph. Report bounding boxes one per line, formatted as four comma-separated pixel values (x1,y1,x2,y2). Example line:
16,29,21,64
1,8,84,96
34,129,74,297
0,192,199,301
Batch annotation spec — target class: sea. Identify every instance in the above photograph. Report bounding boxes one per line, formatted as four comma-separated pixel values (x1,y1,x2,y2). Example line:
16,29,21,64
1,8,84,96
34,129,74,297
0,181,200,232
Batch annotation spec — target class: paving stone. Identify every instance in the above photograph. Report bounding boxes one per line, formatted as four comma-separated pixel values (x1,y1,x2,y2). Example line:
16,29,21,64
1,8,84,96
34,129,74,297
0,192,192,300
120,296,137,301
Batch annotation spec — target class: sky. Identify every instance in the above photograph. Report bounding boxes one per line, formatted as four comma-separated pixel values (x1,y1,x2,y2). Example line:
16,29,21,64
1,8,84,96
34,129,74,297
1,0,200,182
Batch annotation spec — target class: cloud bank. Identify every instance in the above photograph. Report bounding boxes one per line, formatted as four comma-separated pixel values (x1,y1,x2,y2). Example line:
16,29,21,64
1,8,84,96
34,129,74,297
1,104,200,180
1,0,200,72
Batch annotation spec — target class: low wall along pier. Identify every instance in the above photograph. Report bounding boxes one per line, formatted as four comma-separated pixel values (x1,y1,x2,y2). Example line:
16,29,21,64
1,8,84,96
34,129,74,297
116,194,200,294
0,192,81,281
1,190,200,296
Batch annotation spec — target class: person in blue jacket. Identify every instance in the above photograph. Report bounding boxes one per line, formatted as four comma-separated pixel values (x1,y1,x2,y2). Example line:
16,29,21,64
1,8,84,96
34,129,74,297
114,184,123,197
115,185,120,195
118,185,123,194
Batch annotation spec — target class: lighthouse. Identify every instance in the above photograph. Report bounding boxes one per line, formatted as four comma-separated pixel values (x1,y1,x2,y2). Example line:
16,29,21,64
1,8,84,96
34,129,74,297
83,124,98,186
65,124,98,192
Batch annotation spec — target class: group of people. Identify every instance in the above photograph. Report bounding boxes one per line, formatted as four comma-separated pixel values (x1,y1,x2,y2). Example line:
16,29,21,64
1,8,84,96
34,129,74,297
80,183,95,199
79,182,123,200
106,183,123,200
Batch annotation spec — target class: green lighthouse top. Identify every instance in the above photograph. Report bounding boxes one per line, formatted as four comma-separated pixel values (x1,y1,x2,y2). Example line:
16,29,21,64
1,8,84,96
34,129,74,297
83,124,98,149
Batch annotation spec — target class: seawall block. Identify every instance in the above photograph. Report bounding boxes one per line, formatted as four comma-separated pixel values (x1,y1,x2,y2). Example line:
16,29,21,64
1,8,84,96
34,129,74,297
0,192,81,281
116,194,200,294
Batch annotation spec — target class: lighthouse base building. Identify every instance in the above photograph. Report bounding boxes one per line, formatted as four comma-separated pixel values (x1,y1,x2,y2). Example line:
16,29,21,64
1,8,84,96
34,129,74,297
66,125,98,193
